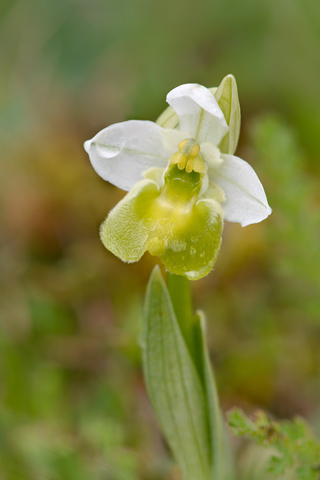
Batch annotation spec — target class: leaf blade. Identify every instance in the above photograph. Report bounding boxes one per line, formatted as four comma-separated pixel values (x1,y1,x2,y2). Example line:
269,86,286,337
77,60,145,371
195,311,234,480
142,266,210,480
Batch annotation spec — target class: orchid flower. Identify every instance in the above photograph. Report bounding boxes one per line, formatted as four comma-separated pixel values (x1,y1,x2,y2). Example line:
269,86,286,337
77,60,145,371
84,75,271,280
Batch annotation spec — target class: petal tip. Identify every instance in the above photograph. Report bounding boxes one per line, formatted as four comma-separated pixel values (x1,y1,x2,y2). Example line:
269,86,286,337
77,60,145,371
84,140,91,153
239,204,272,227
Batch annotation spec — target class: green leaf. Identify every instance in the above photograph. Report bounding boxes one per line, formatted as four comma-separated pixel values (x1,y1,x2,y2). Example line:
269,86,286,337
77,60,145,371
269,454,292,476
228,408,257,436
194,311,234,480
296,464,319,480
228,408,320,479
141,266,210,480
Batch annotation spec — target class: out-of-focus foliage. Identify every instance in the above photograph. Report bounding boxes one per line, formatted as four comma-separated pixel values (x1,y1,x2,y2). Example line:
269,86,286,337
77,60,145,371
1,0,320,478
252,115,320,315
229,408,320,479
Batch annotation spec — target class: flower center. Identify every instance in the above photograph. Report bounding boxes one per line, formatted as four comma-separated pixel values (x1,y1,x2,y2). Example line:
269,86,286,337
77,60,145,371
170,138,206,174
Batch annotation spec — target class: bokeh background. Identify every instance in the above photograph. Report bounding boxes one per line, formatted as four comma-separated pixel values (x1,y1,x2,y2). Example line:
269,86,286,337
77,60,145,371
1,0,320,478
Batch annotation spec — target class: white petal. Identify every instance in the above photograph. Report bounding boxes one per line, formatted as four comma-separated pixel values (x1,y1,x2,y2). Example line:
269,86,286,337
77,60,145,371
85,120,170,191
212,154,272,226
166,84,229,145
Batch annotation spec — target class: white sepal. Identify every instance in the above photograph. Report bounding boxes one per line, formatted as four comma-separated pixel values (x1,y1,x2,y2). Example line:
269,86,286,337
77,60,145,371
85,120,170,191
213,154,272,226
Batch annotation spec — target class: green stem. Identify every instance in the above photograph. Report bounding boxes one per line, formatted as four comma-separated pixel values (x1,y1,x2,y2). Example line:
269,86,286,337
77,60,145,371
167,272,192,342
167,272,203,382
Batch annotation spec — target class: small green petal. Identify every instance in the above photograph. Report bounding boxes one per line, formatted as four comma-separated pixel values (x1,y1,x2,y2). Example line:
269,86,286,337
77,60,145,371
159,198,223,280
156,105,179,129
100,179,160,262
211,74,241,155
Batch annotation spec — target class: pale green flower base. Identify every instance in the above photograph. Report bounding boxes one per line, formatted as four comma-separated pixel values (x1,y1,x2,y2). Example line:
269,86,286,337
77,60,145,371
100,171,224,280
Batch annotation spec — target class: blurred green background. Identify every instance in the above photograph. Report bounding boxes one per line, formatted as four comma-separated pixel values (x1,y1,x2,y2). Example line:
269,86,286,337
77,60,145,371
1,0,320,478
